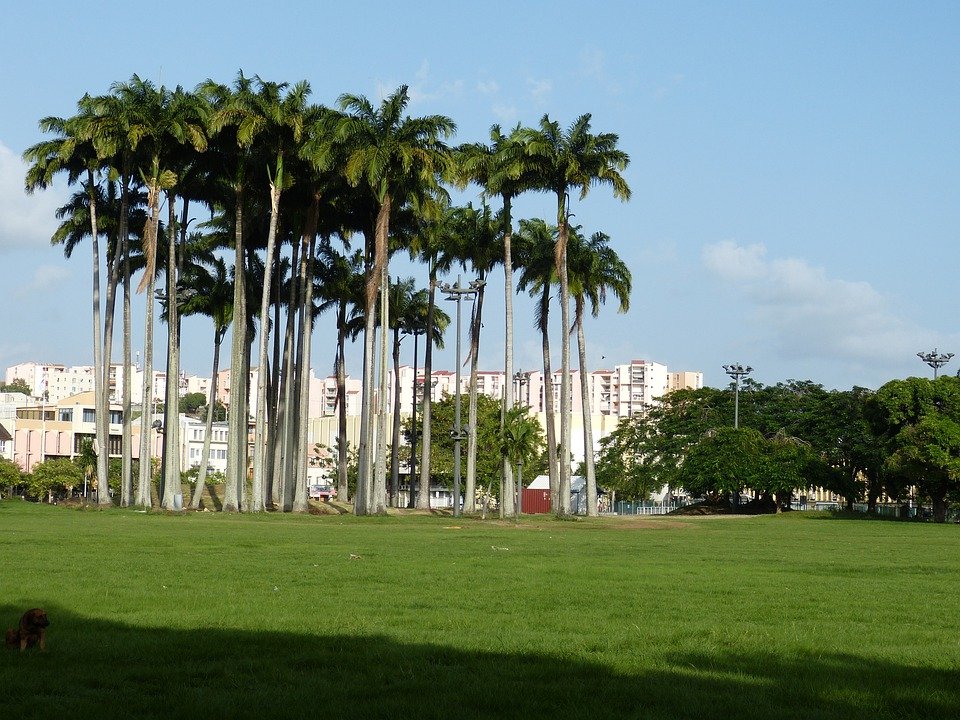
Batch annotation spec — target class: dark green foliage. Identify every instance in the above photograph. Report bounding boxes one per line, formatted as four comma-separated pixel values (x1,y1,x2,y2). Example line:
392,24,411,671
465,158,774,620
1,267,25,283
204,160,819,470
0,378,32,395
869,376,960,521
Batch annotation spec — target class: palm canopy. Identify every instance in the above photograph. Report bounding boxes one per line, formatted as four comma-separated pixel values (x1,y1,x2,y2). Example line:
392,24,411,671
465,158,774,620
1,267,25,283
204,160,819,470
521,113,631,203
334,84,456,207
457,123,538,201
567,226,632,318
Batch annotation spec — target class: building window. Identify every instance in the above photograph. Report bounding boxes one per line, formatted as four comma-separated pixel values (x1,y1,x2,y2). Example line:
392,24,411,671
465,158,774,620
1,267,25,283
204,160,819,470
58,409,73,422
83,409,96,423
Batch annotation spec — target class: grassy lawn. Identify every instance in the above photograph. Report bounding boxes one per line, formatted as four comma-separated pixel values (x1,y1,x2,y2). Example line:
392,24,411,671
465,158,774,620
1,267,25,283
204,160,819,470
1,502,958,719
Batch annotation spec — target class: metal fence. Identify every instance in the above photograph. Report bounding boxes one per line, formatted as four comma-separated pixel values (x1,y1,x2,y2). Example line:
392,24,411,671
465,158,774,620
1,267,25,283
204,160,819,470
611,500,687,516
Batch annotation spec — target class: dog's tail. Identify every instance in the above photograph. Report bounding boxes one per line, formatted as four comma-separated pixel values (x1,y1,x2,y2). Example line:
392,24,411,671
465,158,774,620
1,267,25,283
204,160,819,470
5,628,18,647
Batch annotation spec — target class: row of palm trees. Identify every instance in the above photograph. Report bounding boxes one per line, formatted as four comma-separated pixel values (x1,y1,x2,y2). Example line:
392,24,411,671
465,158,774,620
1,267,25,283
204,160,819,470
23,71,632,516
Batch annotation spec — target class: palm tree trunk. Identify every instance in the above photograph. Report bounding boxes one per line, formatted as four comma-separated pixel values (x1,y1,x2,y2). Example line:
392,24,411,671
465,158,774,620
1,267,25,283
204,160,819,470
390,326,402,508
101,184,122,508
191,326,223,510
540,288,559,512
335,305,349,501
501,195,515,518
371,197,392,515
356,221,378,515
464,280,485,513
556,201,572,516
267,252,284,508
293,224,317,514
252,181,283,512
162,192,181,510
120,175,133,507
576,299,598,516
137,262,157,508
277,244,298,512
416,268,437,510
224,187,247,513
86,171,110,506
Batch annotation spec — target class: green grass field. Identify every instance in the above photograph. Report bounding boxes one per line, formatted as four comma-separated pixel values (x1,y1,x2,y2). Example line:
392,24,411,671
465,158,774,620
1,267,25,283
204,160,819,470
1,502,958,719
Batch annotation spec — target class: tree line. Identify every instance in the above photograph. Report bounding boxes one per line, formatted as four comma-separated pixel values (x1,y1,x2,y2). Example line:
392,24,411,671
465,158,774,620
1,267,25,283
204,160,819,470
596,376,960,522
21,72,631,516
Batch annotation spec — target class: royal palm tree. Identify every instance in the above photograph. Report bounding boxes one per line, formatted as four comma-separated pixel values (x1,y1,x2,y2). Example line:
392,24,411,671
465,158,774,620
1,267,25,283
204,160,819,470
314,242,364,502
446,203,500,512
24,106,115,506
334,85,455,515
248,78,312,513
179,257,234,509
515,218,561,509
457,124,538,515
522,114,630,515
200,72,266,512
567,227,631,516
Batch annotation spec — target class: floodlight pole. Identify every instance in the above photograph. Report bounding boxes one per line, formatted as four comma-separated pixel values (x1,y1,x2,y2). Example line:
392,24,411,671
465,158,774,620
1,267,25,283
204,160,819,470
722,363,753,430
441,275,483,517
723,363,752,512
917,349,953,379
513,370,529,520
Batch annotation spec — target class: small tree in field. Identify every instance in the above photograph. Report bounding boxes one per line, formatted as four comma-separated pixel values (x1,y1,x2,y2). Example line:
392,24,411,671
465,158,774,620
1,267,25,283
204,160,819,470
0,457,24,497
29,459,84,502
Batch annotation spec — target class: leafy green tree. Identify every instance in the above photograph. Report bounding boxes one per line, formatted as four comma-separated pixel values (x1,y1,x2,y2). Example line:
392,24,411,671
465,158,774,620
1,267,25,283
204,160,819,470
404,394,531,500
869,376,960,522
677,427,767,503
0,458,24,496
498,405,547,513
180,392,207,417
0,379,32,395
29,459,84,503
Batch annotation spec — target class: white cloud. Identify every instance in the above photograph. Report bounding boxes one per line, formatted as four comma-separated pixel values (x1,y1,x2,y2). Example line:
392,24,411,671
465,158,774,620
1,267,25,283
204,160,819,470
492,103,518,122
701,240,943,367
528,78,552,105
0,141,65,250
578,48,621,95
476,80,499,95
14,264,71,298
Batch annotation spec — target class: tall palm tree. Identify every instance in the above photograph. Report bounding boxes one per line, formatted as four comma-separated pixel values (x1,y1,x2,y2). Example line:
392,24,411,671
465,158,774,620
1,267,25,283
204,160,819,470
249,78,312,513
334,85,455,515
458,124,538,515
387,276,418,506
515,218,560,508
567,228,631,516
407,206,459,509
522,114,630,515
24,107,114,506
179,257,234,509
201,72,265,513
446,203,500,513
314,242,364,502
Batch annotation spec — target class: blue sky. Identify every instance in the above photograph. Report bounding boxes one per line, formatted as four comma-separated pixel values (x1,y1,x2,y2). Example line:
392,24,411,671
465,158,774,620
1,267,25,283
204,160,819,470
1,1,958,390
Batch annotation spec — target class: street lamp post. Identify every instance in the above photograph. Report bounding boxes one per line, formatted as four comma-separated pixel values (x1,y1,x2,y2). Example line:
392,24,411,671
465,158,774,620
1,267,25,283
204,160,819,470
513,370,529,519
441,275,484,517
917,349,953,379
723,363,752,512
722,363,753,430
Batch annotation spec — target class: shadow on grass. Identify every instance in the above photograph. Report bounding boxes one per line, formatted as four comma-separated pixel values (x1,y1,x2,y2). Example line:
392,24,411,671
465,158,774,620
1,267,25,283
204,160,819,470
1,604,955,720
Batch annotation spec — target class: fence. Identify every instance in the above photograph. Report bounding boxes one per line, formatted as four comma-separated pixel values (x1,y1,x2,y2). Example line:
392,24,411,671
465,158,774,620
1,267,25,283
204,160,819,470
611,500,687,516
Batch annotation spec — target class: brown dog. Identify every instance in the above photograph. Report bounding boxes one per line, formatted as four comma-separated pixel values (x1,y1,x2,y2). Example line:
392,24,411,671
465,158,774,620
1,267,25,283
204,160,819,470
5,608,49,651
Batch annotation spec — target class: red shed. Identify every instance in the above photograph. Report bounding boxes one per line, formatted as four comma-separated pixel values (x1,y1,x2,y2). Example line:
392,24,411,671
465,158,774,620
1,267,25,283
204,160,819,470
521,475,552,514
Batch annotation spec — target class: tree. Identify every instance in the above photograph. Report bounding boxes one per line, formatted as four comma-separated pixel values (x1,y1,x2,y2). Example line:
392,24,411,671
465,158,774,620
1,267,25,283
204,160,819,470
567,227,631,516
0,458,24,496
28,459,84,503
335,84,455,515
522,114,630,516
498,405,546,515
869,376,960,522
515,218,560,505
24,104,114,506
458,124,539,517
0,379,32,395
